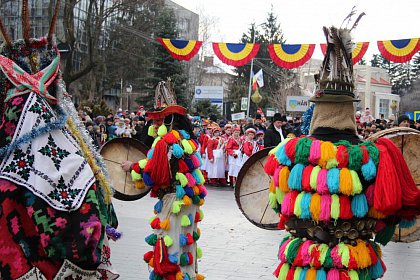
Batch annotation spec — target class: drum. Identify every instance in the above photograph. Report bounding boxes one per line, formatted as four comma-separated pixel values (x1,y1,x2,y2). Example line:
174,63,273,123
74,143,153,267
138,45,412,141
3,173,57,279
100,138,150,201
369,127,420,242
234,148,279,230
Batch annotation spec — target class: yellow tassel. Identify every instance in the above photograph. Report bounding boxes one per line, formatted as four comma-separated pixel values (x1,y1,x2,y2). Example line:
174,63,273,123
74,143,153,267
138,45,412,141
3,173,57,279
319,141,336,169
188,140,197,152
339,168,353,195
355,240,372,268
134,180,145,189
198,198,205,206
182,139,193,154
171,130,181,140
193,185,200,195
196,273,205,280
183,195,192,206
279,166,290,192
160,218,170,231
269,179,276,193
197,228,201,236
306,267,317,280
310,193,321,222
367,207,387,219
176,272,184,280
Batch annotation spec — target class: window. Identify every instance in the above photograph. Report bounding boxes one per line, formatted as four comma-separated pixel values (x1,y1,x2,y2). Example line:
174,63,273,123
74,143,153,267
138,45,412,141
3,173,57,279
379,99,389,118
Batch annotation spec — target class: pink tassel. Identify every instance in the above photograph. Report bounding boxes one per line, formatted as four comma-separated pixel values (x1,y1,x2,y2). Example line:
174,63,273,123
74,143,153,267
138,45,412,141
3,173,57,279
281,192,292,215
274,166,282,187
300,240,314,266
198,185,208,196
316,168,329,194
309,140,321,165
190,154,201,169
319,195,332,221
278,239,292,263
330,247,343,268
327,269,340,280
186,173,196,187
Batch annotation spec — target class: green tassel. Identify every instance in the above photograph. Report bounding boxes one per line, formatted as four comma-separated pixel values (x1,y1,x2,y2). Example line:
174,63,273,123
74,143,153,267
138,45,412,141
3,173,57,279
323,248,333,268
148,125,157,137
279,262,290,280
318,243,329,265
176,172,189,187
180,253,188,266
338,243,350,267
196,169,205,185
269,192,278,210
172,201,183,214
365,141,379,166
293,267,303,280
145,234,157,246
157,124,167,137
285,238,302,264
350,170,363,195
197,247,203,258
330,194,340,220
139,159,148,169
192,195,201,204
276,188,286,204
310,165,321,191
348,270,359,280
163,235,173,247
374,223,396,246
193,231,200,241
181,215,191,227
295,138,312,164
131,170,142,181
326,158,339,169
293,192,304,217
152,136,161,148
181,139,193,154
199,209,204,220
348,145,363,171
357,268,371,280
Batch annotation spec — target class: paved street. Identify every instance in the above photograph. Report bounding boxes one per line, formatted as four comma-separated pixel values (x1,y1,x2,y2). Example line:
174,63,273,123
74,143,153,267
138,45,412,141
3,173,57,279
111,186,420,280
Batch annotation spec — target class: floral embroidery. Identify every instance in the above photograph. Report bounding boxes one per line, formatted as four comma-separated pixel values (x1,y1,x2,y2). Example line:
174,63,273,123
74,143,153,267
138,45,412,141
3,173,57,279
4,148,34,180
28,99,54,123
80,203,91,214
11,96,24,106
38,134,71,170
47,177,82,208
4,121,16,136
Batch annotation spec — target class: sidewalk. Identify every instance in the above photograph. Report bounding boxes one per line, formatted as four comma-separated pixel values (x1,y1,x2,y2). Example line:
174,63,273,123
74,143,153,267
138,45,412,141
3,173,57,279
111,186,420,279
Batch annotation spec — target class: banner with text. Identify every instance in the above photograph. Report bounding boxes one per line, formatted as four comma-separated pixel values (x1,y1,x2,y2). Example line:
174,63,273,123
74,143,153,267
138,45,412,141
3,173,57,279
286,96,311,112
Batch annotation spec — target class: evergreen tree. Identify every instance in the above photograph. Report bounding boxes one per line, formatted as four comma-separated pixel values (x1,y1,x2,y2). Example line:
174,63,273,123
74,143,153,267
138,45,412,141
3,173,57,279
139,8,189,109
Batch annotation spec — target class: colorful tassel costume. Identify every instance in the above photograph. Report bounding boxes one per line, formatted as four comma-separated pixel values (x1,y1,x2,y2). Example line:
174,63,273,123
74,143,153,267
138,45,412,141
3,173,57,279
131,128,207,280
265,136,420,280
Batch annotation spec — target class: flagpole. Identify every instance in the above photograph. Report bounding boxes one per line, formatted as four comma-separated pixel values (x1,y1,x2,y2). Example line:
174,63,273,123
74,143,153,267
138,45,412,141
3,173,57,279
246,34,256,119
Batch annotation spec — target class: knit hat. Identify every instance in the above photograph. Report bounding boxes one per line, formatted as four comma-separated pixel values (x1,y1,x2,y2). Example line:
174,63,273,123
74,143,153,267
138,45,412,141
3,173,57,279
397,114,410,125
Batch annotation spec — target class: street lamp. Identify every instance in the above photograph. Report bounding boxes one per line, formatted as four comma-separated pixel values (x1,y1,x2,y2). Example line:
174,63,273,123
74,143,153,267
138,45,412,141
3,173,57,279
126,84,132,112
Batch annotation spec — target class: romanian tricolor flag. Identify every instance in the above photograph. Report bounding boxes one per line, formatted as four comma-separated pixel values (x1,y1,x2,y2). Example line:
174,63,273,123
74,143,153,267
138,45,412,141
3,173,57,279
377,38,420,63
212,43,260,66
156,38,202,61
268,44,315,69
320,42,369,65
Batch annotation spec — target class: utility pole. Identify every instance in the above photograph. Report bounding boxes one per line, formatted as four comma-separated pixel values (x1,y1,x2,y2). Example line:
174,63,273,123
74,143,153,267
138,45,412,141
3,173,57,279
246,28,257,118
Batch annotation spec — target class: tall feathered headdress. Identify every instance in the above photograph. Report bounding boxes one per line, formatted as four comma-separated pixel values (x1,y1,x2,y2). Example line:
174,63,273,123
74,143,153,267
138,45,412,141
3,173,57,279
310,7,365,103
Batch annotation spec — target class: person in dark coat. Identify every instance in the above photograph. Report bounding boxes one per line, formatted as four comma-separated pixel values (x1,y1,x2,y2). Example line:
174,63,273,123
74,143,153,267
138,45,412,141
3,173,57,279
263,113,289,148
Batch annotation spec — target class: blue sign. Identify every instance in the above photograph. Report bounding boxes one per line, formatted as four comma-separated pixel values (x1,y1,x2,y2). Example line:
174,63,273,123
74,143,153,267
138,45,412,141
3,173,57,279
405,112,414,120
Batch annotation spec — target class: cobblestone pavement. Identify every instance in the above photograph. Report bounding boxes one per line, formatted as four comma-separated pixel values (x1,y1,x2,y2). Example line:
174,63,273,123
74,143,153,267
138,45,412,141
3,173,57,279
111,186,420,280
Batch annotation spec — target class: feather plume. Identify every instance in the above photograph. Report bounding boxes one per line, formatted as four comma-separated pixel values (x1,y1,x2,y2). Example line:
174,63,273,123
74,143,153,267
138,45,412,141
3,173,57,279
350,12,366,31
341,6,356,28
338,29,355,55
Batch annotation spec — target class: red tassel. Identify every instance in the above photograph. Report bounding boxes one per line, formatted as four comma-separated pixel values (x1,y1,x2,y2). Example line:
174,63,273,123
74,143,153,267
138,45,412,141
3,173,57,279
150,217,161,229
195,211,200,223
132,162,141,173
273,263,283,277
310,246,321,268
360,145,370,164
374,139,402,215
288,191,299,216
336,145,349,168
144,140,170,187
347,254,358,270
186,233,194,245
285,137,299,162
187,252,194,265
367,243,378,264
339,270,349,280
292,243,304,267
339,195,353,219
264,154,279,176
178,160,189,173
286,266,295,280
278,214,288,230
144,250,154,263
153,239,180,278
302,165,314,192
162,132,178,145
365,184,374,207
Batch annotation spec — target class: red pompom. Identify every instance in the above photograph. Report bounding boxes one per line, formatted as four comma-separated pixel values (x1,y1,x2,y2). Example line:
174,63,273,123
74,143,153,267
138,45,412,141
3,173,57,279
150,217,161,229
186,233,194,245
195,211,200,223
144,251,154,262
285,137,299,163
162,132,178,145
302,165,314,192
336,145,349,168
187,252,194,265
264,154,279,176
178,160,189,173
339,195,353,219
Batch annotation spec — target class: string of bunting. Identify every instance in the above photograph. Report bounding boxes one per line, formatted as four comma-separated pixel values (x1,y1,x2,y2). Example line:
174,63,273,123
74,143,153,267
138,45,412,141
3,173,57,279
156,37,420,67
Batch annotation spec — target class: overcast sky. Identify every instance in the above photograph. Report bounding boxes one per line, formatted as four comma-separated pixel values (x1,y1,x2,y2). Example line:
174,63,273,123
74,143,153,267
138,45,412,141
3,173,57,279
172,0,420,60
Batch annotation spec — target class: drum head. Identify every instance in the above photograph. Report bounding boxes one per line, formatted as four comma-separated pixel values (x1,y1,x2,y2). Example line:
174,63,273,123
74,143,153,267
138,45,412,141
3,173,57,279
369,127,420,242
100,138,150,201
235,148,279,230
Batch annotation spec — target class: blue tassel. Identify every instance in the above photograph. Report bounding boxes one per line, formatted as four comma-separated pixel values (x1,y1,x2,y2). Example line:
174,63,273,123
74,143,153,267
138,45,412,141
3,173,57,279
184,187,194,198
288,163,305,191
184,157,195,172
191,169,202,185
179,130,191,140
300,192,312,219
143,172,153,186
172,144,184,158
361,158,377,181
299,267,308,280
154,200,163,213
400,219,416,228
327,168,340,194
316,269,327,280
147,148,154,159
183,274,190,280
149,270,155,280
369,260,384,279
199,191,206,199
351,193,369,218
188,213,194,225
276,145,291,166
176,185,186,199
194,152,203,166
169,252,178,264
180,234,188,246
